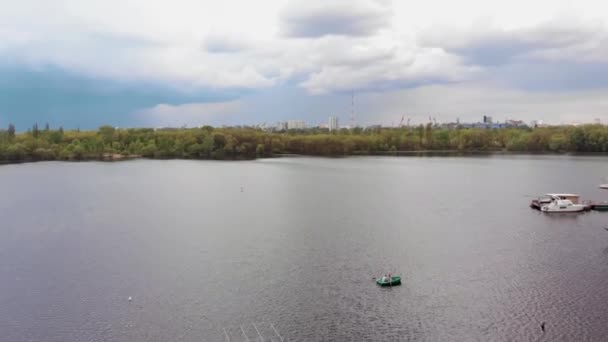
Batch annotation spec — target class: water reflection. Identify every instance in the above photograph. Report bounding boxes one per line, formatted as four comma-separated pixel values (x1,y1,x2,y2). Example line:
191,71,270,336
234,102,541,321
1,157,608,341
542,213,585,220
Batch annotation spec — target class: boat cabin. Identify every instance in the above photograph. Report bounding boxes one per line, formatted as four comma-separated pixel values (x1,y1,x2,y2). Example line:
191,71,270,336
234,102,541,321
545,194,580,204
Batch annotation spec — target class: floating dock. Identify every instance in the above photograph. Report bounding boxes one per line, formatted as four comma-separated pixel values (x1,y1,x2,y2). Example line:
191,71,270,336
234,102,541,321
586,201,608,211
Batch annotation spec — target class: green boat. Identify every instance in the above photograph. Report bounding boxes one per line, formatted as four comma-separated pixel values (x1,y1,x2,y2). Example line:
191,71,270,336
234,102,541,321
376,275,401,287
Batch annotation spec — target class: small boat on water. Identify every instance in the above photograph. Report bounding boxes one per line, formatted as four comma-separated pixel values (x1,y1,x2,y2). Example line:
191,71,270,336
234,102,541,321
530,193,608,212
600,184,608,190
376,275,401,287
540,195,587,213
531,194,584,210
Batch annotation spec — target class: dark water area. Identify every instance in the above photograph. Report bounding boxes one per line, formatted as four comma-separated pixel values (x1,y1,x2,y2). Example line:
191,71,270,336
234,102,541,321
2,156,608,341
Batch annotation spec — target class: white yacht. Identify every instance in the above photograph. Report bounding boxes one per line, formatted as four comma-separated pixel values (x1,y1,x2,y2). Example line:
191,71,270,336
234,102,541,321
540,194,586,213
531,193,578,210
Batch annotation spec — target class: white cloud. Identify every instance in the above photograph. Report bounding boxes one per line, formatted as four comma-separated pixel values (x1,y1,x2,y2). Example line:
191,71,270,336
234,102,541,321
0,0,284,89
2,0,608,125
137,100,244,127
0,0,520,93
301,46,480,94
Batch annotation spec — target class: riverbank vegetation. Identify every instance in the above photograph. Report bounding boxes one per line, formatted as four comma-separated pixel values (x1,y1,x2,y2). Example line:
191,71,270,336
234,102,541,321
1,124,608,161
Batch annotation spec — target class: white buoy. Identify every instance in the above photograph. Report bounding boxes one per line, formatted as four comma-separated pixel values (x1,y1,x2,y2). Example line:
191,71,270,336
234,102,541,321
128,296,132,302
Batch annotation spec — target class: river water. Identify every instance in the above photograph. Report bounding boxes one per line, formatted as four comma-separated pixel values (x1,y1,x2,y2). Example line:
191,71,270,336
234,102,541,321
1,156,608,341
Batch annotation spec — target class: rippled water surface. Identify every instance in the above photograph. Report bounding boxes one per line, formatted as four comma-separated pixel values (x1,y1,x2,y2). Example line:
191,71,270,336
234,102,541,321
2,156,608,341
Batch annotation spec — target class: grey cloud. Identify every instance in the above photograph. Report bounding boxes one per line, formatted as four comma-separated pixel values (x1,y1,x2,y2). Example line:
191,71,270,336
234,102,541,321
203,34,250,53
421,22,605,66
0,63,242,129
302,66,457,95
449,37,539,66
280,0,391,38
488,61,608,91
415,21,608,93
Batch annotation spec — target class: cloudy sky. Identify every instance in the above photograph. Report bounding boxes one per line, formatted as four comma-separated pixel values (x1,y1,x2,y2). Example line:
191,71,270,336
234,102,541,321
1,0,608,129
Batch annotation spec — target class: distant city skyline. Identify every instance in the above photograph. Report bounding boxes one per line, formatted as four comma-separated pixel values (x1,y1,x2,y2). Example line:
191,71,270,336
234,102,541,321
4,111,605,133
2,0,608,129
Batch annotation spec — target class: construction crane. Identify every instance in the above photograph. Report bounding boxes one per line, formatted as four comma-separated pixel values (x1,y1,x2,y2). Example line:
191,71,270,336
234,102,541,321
399,115,405,128
351,91,356,128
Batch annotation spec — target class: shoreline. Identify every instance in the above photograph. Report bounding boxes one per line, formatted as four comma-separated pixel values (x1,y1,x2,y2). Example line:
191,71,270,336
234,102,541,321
3,150,608,166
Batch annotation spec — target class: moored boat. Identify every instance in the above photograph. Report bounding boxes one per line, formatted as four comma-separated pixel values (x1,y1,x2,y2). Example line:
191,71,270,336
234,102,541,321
531,194,590,212
541,195,586,213
530,195,553,210
376,275,401,287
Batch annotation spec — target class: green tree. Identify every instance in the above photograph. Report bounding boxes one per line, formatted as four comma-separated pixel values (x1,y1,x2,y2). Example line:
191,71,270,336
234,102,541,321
201,135,214,157
98,125,116,144
569,127,586,152
140,141,157,157
6,143,26,160
256,143,265,157
8,123,15,140
417,124,424,147
424,123,433,149
32,123,39,138
549,134,568,152
213,133,226,150
49,129,64,144
187,143,204,157
33,147,55,160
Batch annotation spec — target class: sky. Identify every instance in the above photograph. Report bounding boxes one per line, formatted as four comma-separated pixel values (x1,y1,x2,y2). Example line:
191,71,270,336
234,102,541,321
1,0,608,129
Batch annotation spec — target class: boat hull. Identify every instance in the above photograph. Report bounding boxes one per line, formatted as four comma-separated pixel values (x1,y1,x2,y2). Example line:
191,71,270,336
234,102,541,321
376,276,402,287
541,206,586,213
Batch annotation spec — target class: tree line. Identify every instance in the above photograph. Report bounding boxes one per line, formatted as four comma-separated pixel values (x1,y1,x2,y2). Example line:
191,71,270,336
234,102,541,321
1,123,608,162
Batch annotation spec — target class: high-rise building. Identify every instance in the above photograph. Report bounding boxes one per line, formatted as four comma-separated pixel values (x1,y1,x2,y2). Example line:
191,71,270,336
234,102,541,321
287,120,306,130
483,115,493,124
275,122,288,131
328,116,339,131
